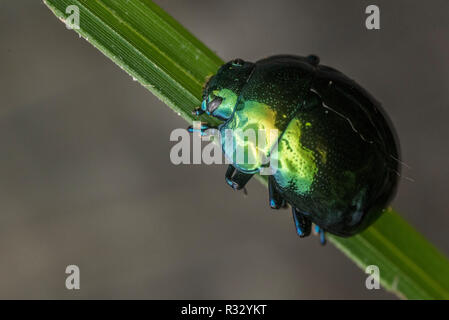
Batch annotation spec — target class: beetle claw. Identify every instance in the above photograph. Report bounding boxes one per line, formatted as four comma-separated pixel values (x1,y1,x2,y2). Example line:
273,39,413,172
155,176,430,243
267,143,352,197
314,225,327,245
192,107,204,116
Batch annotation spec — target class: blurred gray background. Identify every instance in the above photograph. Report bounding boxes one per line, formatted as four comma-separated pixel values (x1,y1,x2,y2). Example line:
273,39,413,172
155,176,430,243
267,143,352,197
0,0,447,299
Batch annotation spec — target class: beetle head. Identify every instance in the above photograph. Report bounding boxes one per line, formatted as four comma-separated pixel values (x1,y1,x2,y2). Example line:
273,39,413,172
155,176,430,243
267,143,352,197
201,58,255,120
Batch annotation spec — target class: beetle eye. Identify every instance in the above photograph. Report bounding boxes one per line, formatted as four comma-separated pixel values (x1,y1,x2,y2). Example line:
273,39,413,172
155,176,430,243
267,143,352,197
207,96,223,114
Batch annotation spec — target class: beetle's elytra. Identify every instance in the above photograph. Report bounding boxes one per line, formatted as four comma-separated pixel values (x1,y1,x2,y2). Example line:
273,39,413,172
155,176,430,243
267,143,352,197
189,55,400,243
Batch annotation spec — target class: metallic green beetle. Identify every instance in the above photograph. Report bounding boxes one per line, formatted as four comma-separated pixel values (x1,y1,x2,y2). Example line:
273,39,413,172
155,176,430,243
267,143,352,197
189,55,400,243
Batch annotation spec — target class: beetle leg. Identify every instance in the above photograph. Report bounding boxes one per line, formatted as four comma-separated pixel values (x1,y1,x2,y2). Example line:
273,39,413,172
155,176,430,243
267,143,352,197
192,107,205,116
225,165,253,190
187,122,217,136
292,208,312,238
268,176,284,209
314,225,327,245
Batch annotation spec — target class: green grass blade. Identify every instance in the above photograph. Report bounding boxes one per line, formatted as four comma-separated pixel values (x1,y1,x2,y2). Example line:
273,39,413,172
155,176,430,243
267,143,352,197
44,0,449,299
331,208,449,299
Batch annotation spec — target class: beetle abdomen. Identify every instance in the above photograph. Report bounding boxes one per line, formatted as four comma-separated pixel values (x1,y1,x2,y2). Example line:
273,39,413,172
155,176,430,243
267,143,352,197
273,65,399,236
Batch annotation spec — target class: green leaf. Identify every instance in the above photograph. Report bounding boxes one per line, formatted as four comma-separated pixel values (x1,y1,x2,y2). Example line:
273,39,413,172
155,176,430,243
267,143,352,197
44,0,449,299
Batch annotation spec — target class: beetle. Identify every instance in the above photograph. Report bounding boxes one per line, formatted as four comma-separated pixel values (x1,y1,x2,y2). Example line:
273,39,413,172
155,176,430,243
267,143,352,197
188,55,400,244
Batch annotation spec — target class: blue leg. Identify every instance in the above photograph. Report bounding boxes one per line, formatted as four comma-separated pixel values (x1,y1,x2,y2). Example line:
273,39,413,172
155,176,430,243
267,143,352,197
187,122,217,136
192,107,205,116
292,208,311,238
314,225,327,245
268,176,285,209
225,165,253,191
